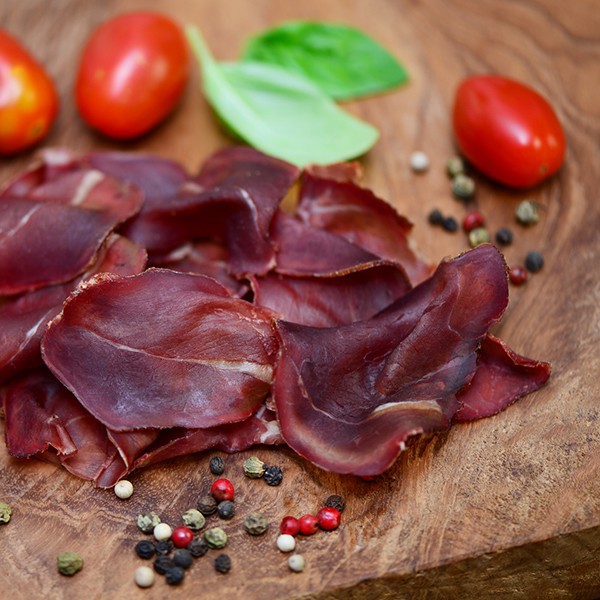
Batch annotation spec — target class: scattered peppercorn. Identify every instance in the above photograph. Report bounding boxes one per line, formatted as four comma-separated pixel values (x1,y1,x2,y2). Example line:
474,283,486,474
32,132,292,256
442,216,458,232
197,494,218,516
409,150,430,173
153,555,175,575
188,536,209,558
288,554,306,573
280,516,300,536
428,208,444,226
446,155,465,178
298,514,319,536
173,549,193,570
0,501,12,524
317,507,341,531
277,534,296,553
205,527,228,549
243,456,266,479
135,540,156,560
155,540,173,556
165,566,185,586
172,526,194,548
134,565,155,588
214,553,232,574
182,508,206,532
451,173,475,200
243,512,269,536
509,266,528,286
324,495,346,513
525,251,544,273
153,522,172,542
137,511,161,534
495,227,514,246
463,211,485,233
114,479,134,499
209,455,225,475
468,227,491,248
211,478,235,502
57,551,83,576
264,465,283,486
217,500,236,520
515,200,540,225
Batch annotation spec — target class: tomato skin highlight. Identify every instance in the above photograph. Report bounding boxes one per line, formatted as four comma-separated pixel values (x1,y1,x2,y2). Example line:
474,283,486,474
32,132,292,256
0,29,59,155
452,75,566,188
75,12,189,139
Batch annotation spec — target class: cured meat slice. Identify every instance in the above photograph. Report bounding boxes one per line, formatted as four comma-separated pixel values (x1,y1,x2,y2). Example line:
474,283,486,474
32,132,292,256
42,269,279,431
454,334,551,422
0,235,146,383
296,167,433,284
272,245,509,476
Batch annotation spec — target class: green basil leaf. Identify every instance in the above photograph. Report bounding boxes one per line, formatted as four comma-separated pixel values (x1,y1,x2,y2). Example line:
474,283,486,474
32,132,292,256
242,20,409,100
186,26,378,167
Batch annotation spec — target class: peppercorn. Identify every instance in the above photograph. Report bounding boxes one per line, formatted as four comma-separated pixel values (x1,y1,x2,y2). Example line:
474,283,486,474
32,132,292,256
134,565,155,588
298,514,319,536
468,227,491,248
57,552,83,576
155,540,173,556
515,200,540,225
409,150,430,173
182,508,206,532
428,208,444,226
153,522,172,542
288,554,306,573
446,155,465,178
173,549,193,570
277,534,296,553
0,501,12,524
153,555,174,575
243,456,266,479
462,211,485,233
204,527,228,549
188,536,209,558
214,553,232,574
317,507,341,531
217,500,235,520
209,455,225,475
114,479,134,499
264,465,283,486
137,511,161,534
197,494,218,516
280,516,300,536
495,227,514,246
442,216,458,233
243,512,269,536
525,251,544,273
509,266,528,286
211,478,235,501
135,540,156,560
165,566,185,586
324,495,346,513
451,173,475,200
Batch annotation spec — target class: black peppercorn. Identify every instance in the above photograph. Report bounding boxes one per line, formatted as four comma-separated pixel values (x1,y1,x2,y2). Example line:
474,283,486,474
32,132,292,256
165,566,185,585
209,455,225,475
155,540,173,556
188,536,209,558
197,494,218,516
214,553,232,574
495,227,513,246
217,500,235,520
173,549,193,570
134,539,156,560
324,494,346,513
263,465,283,486
153,555,174,575
525,251,544,273
428,209,444,226
442,216,458,232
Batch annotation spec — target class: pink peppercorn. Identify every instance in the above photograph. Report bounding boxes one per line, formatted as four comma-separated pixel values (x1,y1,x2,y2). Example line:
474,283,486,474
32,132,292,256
298,514,319,536
211,478,235,502
280,516,300,536
509,266,528,286
171,526,194,548
317,507,341,531
463,211,485,233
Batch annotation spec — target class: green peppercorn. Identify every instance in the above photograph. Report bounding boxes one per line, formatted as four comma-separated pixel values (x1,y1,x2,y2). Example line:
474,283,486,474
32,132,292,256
57,552,83,576
264,465,283,486
182,508,206,531
468,227,491,248
446,156,465,178
217,500,235,520
0,501,12,524
243,513,269,536
324,495,346,513
214,553,232,574
188,537,209,558
515,200,540,225
243,456,266,479
452,173,476,200
204,527,228,549
197,494,218,516
209,456,225,475
136,511,161,534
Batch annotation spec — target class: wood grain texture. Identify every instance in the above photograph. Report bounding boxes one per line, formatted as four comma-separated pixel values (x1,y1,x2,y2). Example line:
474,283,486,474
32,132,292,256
0,1,599,598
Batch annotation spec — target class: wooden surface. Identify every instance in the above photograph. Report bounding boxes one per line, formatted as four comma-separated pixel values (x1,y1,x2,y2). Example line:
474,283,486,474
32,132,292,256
1,1,599,598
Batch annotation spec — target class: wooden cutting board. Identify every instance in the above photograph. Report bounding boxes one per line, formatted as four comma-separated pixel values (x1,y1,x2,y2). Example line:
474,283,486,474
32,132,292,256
1,1,598,598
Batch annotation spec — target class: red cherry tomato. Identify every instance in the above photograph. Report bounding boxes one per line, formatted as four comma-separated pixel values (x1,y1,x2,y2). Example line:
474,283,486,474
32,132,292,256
452,75,566,188
75,12,189,139
0,29,59,155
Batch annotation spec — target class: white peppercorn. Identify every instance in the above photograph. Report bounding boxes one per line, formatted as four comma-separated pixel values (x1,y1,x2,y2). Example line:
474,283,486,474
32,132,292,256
114,480,134,499
134,565,155,588
276,534,296,553
153,523,172,542
409,151,430,173
288,554,306,573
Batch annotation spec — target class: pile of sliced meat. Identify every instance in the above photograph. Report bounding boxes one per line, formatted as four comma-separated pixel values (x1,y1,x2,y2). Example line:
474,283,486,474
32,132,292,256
0,147,550,486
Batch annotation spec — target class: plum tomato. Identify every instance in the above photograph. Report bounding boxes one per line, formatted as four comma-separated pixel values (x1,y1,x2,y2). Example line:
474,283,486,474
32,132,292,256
0,29,59,155
452,75,566,188
75,12,189,139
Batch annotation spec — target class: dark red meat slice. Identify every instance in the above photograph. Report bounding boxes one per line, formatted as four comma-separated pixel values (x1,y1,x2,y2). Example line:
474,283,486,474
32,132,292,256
454,334,551,422
272,245,509,476
42,269,278,431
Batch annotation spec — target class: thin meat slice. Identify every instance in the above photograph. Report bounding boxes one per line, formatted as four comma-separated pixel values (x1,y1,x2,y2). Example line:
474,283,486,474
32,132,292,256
273,245,509,476
42,269,279,431
454,334,551,422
